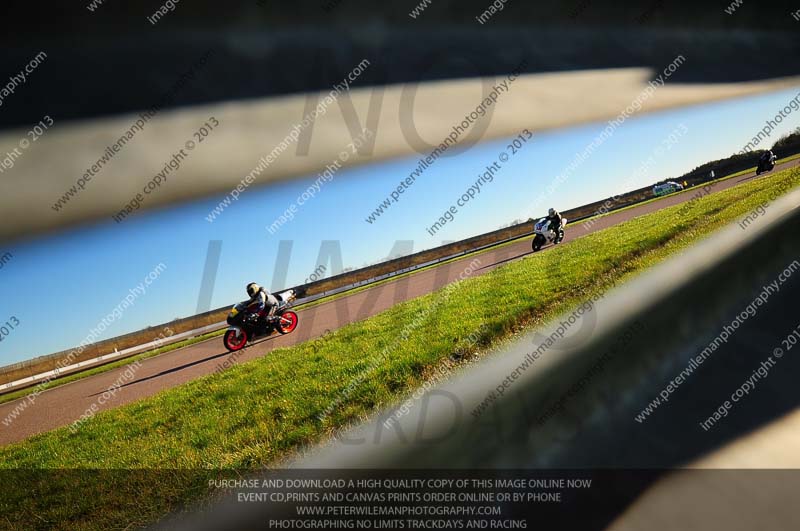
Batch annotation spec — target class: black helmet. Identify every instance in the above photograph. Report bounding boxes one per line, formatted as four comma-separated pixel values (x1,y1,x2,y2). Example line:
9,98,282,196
246,282,261,297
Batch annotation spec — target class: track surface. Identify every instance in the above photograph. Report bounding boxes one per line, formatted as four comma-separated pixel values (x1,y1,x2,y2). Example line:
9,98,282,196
1,160,798,446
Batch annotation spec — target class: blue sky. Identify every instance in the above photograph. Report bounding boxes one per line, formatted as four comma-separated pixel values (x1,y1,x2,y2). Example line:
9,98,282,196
1,85,798,364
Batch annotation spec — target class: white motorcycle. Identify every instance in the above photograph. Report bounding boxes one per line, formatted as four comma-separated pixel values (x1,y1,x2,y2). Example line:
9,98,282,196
531,217,567,252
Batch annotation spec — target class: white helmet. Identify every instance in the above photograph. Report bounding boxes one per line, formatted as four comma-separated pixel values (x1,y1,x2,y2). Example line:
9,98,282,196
246,282,261,297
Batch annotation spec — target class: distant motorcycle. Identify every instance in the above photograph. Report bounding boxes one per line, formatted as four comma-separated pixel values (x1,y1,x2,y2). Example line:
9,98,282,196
223,289,299,351
532,217,567,252
756,152,777,175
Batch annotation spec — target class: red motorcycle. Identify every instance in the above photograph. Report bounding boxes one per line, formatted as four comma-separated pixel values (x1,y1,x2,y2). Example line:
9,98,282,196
223,290,299,351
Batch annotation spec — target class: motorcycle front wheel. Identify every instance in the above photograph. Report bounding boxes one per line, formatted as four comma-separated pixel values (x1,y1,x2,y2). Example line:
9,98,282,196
532,235,545,252
223,329,249,351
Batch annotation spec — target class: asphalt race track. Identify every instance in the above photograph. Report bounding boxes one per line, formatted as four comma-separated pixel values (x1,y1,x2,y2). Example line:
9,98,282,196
1,159,798,446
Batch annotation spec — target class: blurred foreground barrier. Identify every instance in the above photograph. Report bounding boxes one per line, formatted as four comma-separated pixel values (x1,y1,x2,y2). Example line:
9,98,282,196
1,67,798,243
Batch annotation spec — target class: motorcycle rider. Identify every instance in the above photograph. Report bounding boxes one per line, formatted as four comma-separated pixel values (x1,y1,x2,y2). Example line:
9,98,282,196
245,282,278,318
758,149,777,174
545,208,564,242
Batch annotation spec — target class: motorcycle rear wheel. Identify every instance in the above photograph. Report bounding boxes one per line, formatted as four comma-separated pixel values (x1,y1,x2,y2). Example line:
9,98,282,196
277,311,299,334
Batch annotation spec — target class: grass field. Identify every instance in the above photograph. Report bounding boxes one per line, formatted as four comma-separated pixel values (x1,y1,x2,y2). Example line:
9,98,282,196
1,167,798,530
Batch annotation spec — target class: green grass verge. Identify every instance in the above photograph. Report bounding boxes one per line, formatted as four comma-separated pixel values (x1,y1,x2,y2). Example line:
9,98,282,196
1,169,798,530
